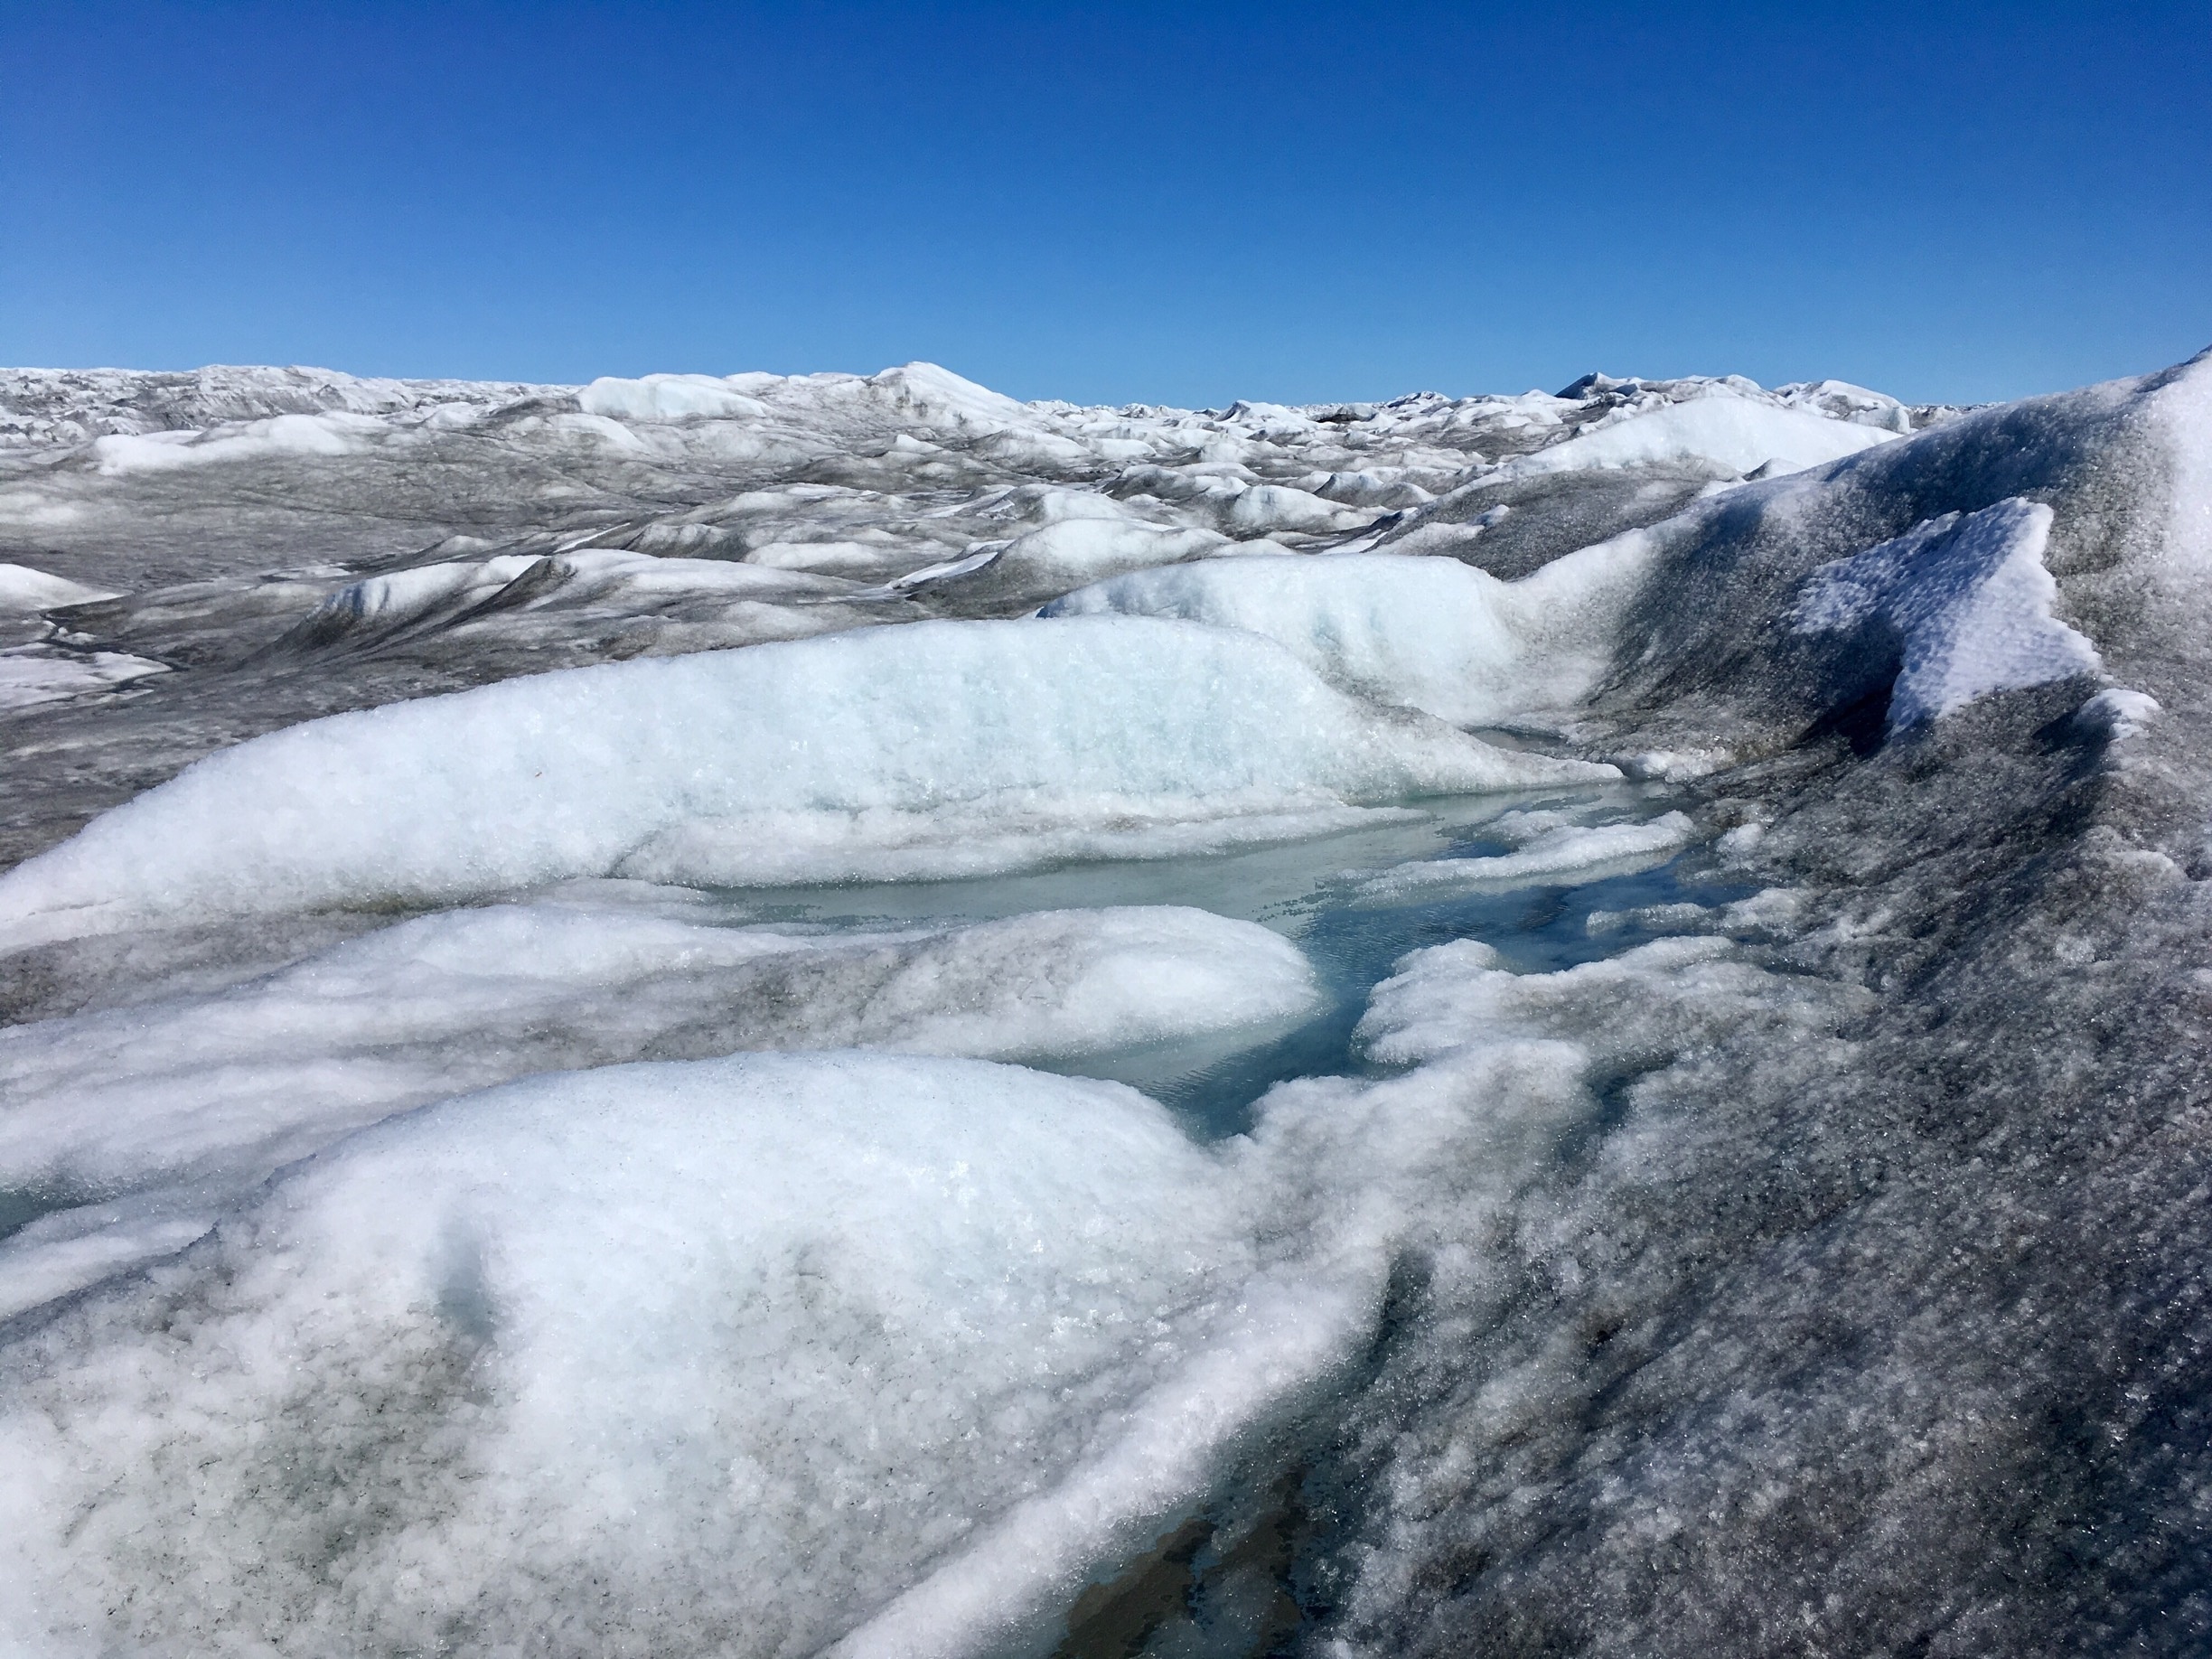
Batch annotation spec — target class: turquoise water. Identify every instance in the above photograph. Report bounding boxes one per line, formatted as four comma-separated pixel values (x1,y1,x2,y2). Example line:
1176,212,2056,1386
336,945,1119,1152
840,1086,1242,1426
0,778,1741,1659
717,781,1739,1142
0,785,1728,1265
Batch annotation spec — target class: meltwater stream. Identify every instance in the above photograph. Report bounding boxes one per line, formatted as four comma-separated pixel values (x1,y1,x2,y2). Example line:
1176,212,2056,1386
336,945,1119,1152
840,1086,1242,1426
725,781,1731,1142
0,777,1742,1659
702,780,1743,1659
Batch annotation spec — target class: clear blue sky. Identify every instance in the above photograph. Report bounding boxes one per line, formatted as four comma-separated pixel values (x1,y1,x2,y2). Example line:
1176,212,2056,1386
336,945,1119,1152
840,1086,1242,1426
3,2,2207,407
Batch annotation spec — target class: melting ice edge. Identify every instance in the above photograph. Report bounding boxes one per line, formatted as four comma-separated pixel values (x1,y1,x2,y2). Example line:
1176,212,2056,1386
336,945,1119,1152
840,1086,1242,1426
0,353,2207,1656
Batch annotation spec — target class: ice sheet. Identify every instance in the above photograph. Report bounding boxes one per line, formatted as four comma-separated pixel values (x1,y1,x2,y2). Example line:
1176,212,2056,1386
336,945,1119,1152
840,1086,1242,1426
7,346,2208,1657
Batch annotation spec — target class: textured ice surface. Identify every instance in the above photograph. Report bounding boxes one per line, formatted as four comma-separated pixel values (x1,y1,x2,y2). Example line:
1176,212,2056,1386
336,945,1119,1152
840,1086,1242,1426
277,547,900,663
0,1054,1327,1657
7,346,2212,1658
0,357,1923,876
0,899,1317,1197
0,616,1601,946
994,517,1230,582
1792,496,2102,730
0,645,168,708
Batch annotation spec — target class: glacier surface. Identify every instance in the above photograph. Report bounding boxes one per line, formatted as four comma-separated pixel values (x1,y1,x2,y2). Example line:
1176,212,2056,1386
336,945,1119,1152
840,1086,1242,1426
1,349,2209,1658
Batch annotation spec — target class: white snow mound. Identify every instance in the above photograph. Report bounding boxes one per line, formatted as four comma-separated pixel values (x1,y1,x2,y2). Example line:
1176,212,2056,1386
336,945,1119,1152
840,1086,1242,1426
1491,393,1898,484
0,901,1319,1204
0,615,1609,945
577,373,772,422
1043,546,1656,726
0,1051,1346,1658
89,411,378,473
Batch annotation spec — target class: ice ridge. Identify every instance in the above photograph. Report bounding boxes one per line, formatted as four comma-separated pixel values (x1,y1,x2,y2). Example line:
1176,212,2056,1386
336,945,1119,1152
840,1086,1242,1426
1792,496,2102,731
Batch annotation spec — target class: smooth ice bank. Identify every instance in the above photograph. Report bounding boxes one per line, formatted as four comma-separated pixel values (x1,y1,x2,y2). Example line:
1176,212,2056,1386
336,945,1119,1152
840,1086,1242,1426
0,1051,1359,1659
0,615,1608,944
0,562,117,612
0,901,1321,1202
1043,545,1656,726
1352,810,1697,900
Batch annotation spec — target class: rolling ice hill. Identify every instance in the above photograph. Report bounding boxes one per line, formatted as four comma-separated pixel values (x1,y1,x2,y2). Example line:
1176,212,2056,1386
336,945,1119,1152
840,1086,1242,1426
0,349,2206,1657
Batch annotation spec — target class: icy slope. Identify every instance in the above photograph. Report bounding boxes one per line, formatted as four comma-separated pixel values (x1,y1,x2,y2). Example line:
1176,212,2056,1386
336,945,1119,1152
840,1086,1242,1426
1303,350,2212,1659
5,345,2212,1659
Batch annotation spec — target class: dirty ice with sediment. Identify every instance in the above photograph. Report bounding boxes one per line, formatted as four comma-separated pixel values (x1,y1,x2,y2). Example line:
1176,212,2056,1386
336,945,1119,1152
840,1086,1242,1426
1,351,2209,1656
